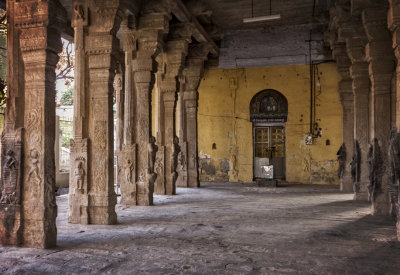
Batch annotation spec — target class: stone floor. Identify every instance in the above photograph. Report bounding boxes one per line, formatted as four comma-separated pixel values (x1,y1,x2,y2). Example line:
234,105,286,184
0,182,399,274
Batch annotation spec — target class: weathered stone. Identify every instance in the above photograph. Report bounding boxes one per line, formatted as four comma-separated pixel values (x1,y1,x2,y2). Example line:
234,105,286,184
177,43,210,188
69,0,123,225
0,0,67,248
155,24,192,194
334,2,370,200
124,9,170,204
363,2,394,215
388,0,400,240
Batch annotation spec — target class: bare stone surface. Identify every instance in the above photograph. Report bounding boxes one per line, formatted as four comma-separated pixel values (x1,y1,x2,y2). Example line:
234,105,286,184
0,183,399,274
363,2,394,216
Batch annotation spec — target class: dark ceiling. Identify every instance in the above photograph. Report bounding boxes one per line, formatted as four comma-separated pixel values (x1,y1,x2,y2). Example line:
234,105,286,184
187,0,336,31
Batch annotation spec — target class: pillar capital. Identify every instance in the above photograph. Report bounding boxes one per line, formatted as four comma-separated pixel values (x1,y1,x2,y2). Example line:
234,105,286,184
388,0,400,31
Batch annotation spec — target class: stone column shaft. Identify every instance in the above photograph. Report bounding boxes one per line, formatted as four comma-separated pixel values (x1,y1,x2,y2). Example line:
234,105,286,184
155,27,191,195
119,12,169,205
0,0,66,248
340,19,371,200
332,42,355,193
388,0,400,240
69,2,122,225
179,47,209,187
363,4,395,215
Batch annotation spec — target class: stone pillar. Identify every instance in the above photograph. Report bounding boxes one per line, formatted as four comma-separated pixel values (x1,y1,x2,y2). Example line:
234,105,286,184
178,44,210,188
339,18,371,201
332,43,355,193
118,27,137,205
388,0,400,240
363,3,394,215
114,71,124,153
118,12,169,205
0,0,66,248
155,25,192,195
69,1,123,225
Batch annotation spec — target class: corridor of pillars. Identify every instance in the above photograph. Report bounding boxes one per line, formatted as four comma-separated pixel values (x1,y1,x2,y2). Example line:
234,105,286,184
0,0,217,248
0,0,399,250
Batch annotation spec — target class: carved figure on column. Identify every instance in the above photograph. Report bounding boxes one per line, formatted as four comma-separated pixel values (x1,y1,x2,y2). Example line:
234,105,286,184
388,129,400,217
367,138,383,203
350,140,361,193
337,144,346,180
124,159,134,185
177,151,186,172
148,136,158,174
28,150,41,184
171,136,180,174
155,155,164,178
74,160,85,191
191,154,197,170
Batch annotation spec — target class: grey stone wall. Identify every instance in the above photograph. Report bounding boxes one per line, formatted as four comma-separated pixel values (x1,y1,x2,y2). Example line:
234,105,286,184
219,24,332,68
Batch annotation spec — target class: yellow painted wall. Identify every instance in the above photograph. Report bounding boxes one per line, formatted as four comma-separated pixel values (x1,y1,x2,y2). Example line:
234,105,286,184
197,63,342,184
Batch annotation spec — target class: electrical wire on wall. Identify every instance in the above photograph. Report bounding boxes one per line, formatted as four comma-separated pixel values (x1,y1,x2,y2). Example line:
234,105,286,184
305,0,323,145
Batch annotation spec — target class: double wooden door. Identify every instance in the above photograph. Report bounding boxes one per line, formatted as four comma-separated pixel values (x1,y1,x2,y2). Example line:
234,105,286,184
253,126,286,179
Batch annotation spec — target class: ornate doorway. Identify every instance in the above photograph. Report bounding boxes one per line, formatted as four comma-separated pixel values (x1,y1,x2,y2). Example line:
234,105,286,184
250,90,288,180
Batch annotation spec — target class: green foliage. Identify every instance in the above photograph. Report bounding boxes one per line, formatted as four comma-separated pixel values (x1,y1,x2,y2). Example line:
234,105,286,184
61,136,70,148
60,87,73,106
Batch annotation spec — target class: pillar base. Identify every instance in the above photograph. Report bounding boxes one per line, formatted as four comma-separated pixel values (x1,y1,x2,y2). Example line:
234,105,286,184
155,146,166,195
23,216,57,248
188,174,200,188
353,192,369,201
341,175,353,192
0,204,22,246
118,145,137,206
372,192,390,216
137,174,155,206
87,195,117,225
68,193,89,224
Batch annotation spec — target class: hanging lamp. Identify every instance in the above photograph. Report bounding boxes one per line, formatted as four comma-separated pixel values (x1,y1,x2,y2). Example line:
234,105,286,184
243,0,281,23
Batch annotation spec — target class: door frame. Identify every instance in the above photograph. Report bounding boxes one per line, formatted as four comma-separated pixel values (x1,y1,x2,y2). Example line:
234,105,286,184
252,121,286,180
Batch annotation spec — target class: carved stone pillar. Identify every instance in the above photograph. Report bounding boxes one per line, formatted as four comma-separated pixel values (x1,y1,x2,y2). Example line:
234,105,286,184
332,43,354,192
119,12,169,205
115,71,124,153
118,27,137,205
177,44,210,188
388,0,400,240
69,1,122,225
0,0,66,248
155,25,191,195
339,17,370,201
363,3,394,215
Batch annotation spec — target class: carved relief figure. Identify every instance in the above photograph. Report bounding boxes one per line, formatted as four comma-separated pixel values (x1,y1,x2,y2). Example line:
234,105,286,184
2,150,17,185
124,159,134,185
28,150,41,184
148,136,158,174
191,154,197,169
5,150,16,170
337,144,346,179
350,140,360,192
177,151,186,171
155,156,164,176
171,136,180,173
388,129,400,217
367,138,383,203
75,160,85,190
138,172,145,182
0,192,16,204
74,5,85,20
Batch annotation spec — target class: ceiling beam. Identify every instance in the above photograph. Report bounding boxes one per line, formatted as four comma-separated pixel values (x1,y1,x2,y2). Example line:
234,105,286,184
171,0,219,56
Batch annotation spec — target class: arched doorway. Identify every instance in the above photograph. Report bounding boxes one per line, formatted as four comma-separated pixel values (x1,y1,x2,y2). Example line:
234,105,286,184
250,90,288,180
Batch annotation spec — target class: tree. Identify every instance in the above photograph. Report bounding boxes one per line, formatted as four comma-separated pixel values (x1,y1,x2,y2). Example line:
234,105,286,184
56,40,74,86
60,86,73,106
